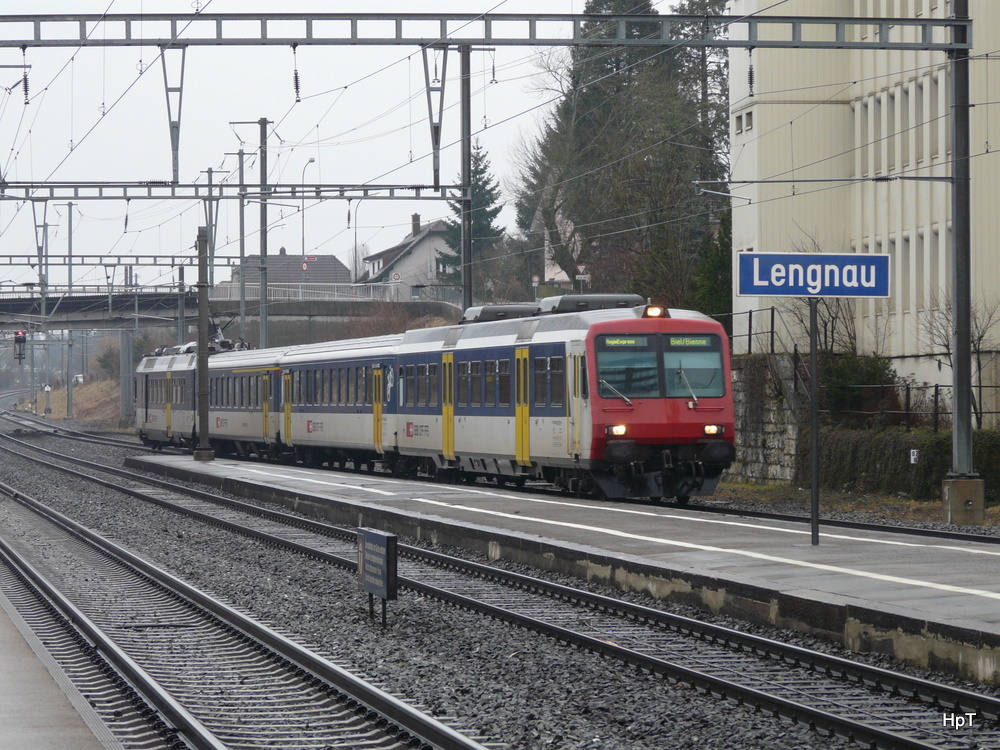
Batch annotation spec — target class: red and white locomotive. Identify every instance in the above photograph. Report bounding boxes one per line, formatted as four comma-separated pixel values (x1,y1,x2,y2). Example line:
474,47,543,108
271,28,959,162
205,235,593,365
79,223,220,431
135,294,735,503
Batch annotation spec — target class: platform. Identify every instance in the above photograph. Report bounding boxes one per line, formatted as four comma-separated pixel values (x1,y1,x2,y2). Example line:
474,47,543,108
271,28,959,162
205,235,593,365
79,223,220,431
127,454,1000,685
0,589,114,750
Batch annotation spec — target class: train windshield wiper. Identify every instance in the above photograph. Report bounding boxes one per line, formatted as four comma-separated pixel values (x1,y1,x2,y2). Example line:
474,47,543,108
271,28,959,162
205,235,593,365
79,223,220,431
677,362,699,406
599,379,633,406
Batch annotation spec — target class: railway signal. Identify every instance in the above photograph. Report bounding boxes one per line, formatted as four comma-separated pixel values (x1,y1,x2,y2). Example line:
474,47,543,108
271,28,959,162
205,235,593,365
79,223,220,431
13,330,26,363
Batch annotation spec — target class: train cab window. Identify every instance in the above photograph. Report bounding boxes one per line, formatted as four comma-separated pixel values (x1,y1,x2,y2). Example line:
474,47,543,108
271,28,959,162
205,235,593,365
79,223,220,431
485,361,497,407
405,365,415,407
663,334,725,398
551,357,565,407
498,359,511,407
428,363,439,407
456,361,469,407
534,357,548,406
596,335,660,399
470,361,482,407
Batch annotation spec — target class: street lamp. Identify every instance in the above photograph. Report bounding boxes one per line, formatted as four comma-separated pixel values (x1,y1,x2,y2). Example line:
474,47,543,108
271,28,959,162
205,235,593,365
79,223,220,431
301,157,316,283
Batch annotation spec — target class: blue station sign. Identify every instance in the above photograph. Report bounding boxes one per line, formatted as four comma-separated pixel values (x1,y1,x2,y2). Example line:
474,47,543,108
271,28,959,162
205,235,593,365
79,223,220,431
737,252,891,298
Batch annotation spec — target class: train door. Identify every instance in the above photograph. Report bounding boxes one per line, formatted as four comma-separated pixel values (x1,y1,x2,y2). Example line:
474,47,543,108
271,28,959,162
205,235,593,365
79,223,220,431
283,369,293,447
515,347,531,466
567,348,588,459
441,353,455,462
141,373,150,425
165,372,173,440
373,365,384,454
262,372,271,444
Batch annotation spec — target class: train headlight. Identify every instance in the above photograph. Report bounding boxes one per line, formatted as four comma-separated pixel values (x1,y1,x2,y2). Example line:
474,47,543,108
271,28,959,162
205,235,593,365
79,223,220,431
644,305,664,318
703,424,724,436
606,424,628,436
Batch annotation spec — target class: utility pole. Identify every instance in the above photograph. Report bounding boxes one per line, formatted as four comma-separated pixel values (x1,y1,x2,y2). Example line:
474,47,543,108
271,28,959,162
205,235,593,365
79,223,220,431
460,44,473,312
259,117,271,349
943,0,983,518
194,226,214,461
238,149,247,342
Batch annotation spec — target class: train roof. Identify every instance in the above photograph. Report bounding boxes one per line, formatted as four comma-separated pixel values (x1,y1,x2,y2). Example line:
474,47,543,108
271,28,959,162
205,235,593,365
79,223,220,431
135,296,722,372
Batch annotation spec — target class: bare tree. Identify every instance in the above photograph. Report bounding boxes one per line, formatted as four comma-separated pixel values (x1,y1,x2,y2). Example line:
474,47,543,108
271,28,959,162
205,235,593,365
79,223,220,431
918,291,1000,428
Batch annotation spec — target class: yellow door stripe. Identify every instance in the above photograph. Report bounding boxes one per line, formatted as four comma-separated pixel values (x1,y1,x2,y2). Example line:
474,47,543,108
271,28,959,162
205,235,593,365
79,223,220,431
515,347,530,466
442,354,455,462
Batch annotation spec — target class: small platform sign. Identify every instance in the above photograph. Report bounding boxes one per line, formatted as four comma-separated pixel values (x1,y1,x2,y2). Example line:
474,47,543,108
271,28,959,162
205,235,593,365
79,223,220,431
358,528,397,625
738,252,890,298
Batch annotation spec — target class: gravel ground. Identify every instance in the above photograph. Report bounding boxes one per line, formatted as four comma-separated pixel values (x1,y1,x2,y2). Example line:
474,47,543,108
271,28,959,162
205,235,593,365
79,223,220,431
1,428,989,749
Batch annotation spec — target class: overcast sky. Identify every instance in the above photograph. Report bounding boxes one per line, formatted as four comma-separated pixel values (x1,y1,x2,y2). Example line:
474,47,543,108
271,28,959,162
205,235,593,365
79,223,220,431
0,1,678,292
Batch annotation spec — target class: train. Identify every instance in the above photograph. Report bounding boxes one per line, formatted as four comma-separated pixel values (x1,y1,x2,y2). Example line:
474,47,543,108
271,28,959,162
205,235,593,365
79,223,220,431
134,294,735,503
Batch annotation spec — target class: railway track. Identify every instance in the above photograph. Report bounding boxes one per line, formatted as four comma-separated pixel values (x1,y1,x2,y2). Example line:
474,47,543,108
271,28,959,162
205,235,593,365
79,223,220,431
2,432,999,749
6,407,996,551
0,472,497,750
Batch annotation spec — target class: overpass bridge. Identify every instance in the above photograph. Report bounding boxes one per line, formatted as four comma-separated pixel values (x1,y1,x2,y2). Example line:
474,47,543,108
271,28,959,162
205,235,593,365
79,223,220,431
0,283,462,348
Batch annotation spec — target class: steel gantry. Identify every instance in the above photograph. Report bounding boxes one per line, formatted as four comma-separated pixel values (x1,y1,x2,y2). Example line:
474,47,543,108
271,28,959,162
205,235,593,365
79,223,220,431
0,10,978,486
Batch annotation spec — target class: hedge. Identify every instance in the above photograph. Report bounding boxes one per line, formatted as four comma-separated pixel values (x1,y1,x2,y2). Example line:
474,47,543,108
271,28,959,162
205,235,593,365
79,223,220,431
795,428,1000,503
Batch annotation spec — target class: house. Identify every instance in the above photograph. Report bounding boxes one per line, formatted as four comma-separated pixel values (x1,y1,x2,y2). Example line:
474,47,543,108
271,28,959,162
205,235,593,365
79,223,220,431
357,214,459,302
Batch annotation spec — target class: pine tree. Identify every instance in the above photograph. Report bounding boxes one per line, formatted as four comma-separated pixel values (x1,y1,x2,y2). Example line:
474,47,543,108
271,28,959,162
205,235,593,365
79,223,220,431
438,140,506,301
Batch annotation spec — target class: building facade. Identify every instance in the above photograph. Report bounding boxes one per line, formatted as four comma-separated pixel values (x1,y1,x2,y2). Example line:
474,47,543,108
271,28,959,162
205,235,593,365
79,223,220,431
728,0,1000,424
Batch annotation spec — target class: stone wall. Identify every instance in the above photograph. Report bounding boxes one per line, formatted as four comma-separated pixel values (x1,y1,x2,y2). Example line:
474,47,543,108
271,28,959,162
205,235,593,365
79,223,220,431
728,354,805,484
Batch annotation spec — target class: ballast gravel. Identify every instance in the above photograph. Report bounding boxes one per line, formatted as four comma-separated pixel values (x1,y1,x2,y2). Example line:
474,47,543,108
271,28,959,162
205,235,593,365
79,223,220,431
0,430,969,750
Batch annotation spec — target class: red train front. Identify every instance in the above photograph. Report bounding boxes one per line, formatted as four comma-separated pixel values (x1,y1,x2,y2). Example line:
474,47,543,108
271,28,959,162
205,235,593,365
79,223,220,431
584,308,735,503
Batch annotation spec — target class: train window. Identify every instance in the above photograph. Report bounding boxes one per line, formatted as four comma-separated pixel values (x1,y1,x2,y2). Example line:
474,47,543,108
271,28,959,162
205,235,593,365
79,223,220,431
416,363,427,407
398,366,406,406
534,357,548,406
428,363,439,407
485,361,497,407
456,361,469,406
595,335,660,398
498,359,511,407
663,334,725,398
551,357,565,407
580,356,589,399
346,367,355,405
405,365,415,407
470,361,482,407
322,369,331,405
362,366,371,405
340,368,349,405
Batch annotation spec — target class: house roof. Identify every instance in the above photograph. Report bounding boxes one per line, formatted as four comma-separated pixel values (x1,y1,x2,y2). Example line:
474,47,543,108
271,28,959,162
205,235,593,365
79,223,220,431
358,218,449,283
231,249,352,284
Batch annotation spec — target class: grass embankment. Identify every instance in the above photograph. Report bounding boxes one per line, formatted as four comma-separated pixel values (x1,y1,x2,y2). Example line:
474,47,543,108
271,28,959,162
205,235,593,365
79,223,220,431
715,480,1000,526
19,380,128,431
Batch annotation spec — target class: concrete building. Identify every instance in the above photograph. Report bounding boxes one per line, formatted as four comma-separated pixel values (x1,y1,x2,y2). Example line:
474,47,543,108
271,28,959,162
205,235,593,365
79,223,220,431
727,0,1000,424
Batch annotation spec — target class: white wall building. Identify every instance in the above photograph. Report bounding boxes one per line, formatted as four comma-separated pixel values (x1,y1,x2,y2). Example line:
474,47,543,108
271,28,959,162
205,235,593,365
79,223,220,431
727,0,1000,424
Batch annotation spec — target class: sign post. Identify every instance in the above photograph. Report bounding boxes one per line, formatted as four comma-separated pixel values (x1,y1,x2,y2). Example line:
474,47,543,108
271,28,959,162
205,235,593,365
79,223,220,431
737,252,891,545
357,528,398,626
